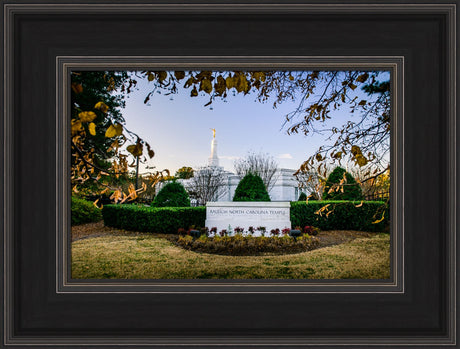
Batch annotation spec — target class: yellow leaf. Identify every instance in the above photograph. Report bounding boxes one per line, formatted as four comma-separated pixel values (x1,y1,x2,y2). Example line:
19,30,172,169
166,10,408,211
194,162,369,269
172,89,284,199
200,79,213,94
105,125,116,138
71,119,83,135
184,76,195,88
94,101,109,113
351,145,361,156
110,189,122,203
128,183,137,198
71,82,83,94
225,76,234,89
126,144,136,154
158,71,167,82
105,123,123,138
356,155,368,167
372,212,385,224
88,122,96,136
120,192,129,204
235,74,249,93
78,111,97,122
355,201,363,208
356,73,369,83
214,75,226,95
252,71,266,81
127,143,143,157
174,71,185,80
314,204,330,216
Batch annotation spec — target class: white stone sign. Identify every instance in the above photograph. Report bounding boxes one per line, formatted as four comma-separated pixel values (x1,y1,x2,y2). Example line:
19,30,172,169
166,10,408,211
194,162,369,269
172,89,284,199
205,201,291,233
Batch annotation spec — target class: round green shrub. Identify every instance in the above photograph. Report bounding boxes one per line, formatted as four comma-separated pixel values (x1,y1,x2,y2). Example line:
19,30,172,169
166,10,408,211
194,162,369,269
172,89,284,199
233,173,270,202
71,196,102,226
152,181,190,207
322,167,363,200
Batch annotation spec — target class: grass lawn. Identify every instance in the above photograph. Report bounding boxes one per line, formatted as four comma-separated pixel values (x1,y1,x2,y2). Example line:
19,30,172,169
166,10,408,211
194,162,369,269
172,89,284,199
71,222,390,279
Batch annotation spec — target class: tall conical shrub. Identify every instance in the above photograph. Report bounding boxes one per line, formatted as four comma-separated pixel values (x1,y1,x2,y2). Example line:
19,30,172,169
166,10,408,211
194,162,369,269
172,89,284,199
322,167,363,200
297,192,307,201
233,173,270,202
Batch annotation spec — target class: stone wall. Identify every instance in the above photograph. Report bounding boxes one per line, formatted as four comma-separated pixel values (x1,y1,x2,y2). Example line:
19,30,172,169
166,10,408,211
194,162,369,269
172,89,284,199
205,201,291,232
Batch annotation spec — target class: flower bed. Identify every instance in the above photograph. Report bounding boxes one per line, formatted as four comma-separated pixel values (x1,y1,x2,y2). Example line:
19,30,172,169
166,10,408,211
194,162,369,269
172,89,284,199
167,233,320,256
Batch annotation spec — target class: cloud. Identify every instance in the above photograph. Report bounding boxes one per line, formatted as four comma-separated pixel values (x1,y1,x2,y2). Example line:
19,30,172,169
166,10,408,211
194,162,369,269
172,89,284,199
277,153,293,159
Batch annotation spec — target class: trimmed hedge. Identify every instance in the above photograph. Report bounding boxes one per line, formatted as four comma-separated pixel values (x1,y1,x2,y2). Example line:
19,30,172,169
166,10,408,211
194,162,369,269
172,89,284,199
290,201,389,232
71,196,102,226
102,204,206,234
102,200,388,234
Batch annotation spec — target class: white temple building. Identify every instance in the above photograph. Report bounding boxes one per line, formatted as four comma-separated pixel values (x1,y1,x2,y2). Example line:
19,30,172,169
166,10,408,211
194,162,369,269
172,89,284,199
179,130,302,203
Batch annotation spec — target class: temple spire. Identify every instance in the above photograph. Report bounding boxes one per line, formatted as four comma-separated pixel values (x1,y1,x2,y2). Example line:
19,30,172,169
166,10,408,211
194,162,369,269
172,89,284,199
208,128,219,167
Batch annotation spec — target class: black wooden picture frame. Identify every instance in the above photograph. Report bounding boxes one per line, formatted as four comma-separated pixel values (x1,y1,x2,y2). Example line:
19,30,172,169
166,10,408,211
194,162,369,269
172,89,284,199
1,1,457,347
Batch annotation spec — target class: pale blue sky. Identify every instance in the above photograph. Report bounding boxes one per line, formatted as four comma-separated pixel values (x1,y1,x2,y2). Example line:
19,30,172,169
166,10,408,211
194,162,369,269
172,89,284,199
120,71,389,175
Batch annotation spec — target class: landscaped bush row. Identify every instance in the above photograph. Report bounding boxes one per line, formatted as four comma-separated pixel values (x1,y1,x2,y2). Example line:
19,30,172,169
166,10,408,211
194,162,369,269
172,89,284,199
290,201,389,232
102,200,388,234
168,234,319,256
102,204,206,234
71,196,102,226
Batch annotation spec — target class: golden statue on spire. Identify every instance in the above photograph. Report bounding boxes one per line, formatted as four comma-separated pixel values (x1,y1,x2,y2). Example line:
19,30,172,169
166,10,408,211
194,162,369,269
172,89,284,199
211,128,216,139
